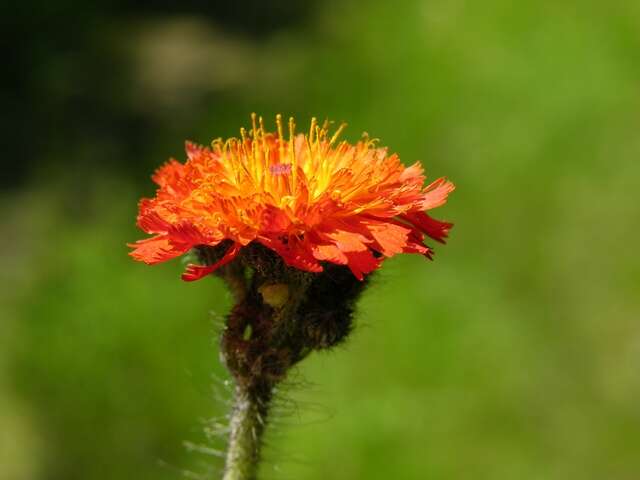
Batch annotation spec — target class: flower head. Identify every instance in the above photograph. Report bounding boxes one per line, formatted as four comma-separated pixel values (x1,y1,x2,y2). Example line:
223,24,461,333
129,114,454,281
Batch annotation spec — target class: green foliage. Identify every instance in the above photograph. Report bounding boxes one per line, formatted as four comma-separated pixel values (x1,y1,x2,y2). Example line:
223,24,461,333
3,0,640,479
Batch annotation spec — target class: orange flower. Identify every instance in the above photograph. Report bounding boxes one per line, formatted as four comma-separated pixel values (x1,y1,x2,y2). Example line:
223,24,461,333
129,115,454,281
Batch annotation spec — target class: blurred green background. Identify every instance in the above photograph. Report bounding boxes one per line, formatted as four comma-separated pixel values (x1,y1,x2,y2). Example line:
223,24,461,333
2,0,640,479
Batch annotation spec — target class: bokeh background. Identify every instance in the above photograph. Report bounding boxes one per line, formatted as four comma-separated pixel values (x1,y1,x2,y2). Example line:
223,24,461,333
2,1,640,479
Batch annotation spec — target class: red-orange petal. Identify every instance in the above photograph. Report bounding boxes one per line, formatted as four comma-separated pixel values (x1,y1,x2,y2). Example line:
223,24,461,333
344,250,381,280
400,211,453,244
258,236,323,273
128,236,185,265
421,178,455,210
181,243,241,281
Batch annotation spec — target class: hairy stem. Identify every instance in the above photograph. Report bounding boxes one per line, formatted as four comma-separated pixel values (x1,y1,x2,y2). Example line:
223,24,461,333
223,385,270,480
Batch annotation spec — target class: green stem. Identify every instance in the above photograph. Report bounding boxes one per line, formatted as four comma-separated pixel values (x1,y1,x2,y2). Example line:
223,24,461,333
223,385,270,480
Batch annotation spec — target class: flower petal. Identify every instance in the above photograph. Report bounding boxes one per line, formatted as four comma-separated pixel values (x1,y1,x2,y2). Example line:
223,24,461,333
152,159,185,187
261,205,292,233
181,243,241,282
421,178,455,210
363,219,410,257
259,236,323,273
128,236,186,265
312,243,348,264
400,211,453,244
344,249,381,280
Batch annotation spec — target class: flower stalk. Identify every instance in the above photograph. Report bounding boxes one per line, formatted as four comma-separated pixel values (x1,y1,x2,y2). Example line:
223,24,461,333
223,385,270,480
210,243,368,478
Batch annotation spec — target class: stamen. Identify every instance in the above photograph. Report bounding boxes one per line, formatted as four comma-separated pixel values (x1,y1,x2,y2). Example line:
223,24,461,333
288,116,297,193
251,112,258,139
329,122,347,146
276,113,285,162
288,117,295,146
309,117,317,144
259,116,268,176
